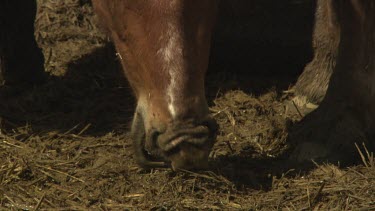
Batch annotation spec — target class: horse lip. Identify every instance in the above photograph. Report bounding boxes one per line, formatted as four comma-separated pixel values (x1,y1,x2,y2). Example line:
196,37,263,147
162,135,211,152
158,125,214,153
162,135,189,151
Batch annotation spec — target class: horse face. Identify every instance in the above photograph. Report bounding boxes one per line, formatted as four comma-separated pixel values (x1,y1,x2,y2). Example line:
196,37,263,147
93,0,218,170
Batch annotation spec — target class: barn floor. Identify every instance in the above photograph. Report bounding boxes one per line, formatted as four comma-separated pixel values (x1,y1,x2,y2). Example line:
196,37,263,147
1,0,374,210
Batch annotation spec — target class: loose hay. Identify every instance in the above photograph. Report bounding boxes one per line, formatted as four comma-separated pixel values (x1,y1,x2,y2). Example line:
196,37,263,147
1,129,375,210
35,0,107,75
1,0,374,210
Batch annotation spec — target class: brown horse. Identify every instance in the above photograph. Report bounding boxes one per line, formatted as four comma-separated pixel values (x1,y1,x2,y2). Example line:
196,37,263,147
92,0,219,170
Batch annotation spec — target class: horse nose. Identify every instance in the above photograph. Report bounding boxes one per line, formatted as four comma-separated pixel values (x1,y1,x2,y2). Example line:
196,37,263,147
157,117,218,170
202,117,219,135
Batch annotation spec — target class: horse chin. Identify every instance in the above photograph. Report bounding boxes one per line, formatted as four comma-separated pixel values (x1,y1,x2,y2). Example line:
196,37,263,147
167,143,210,171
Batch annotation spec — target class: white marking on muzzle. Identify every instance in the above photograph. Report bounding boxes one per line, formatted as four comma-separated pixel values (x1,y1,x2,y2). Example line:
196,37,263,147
157,21,183,118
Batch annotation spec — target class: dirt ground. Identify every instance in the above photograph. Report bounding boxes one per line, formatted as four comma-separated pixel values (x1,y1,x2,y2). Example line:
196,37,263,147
1,0,374,210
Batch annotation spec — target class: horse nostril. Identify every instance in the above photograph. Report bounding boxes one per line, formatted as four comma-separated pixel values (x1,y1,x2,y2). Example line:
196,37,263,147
151,129,160,146
201,118,219,134
145,128,162,154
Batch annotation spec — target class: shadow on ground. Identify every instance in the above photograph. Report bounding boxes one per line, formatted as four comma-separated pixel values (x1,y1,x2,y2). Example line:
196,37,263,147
0,44,134,136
